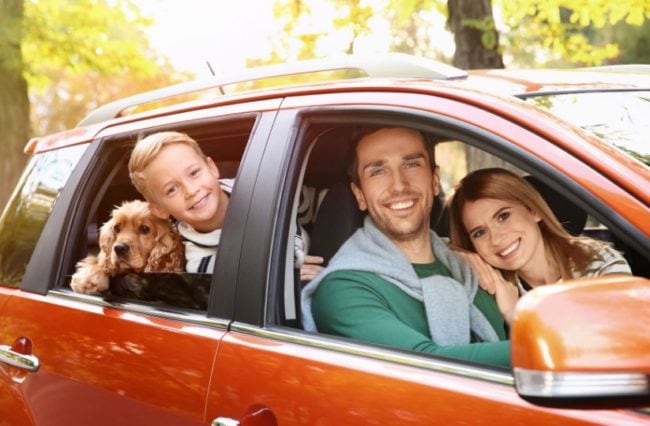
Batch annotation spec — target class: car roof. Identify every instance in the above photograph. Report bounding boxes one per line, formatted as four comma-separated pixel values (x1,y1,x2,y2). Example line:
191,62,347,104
461,67,650,97
25,54,650,156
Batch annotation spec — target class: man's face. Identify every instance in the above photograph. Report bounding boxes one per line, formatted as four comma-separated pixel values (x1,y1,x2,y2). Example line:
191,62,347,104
351,128,440,243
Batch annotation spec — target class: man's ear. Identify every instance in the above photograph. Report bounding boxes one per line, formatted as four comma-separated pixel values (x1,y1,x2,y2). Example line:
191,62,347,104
149,202,170,220
206,157,220,179
431,166,441,197
350,182,367,211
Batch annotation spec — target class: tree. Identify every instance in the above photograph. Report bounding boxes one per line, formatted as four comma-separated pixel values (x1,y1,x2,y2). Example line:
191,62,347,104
0,0,30,211
447,0,504,68
496,0,650,66
0,0,165,209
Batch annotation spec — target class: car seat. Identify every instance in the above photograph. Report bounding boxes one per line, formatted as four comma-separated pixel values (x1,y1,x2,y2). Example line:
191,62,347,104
524,175,587,236
308,181,448,265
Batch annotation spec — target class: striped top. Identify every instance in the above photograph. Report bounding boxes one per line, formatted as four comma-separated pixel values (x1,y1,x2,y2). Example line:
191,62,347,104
516,244,631,294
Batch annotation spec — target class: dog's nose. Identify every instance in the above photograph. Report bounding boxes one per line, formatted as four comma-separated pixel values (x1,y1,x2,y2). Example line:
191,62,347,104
114,243,130,257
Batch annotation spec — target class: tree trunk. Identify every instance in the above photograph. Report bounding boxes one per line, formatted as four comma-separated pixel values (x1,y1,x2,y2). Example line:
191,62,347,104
0,0,30,211
447,0,504,69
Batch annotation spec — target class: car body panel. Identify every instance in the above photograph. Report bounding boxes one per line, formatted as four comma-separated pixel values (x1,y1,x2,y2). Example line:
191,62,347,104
205,330,648,425
0,288,223,425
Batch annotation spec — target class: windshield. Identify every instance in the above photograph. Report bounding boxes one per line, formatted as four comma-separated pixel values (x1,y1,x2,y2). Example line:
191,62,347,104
526,91,650,166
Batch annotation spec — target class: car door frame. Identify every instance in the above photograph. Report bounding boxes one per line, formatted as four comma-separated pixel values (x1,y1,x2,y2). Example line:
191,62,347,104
206,91,649,424
4,107,281,424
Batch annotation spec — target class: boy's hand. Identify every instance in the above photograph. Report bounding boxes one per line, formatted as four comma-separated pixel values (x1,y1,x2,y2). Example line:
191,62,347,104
301,255,325,282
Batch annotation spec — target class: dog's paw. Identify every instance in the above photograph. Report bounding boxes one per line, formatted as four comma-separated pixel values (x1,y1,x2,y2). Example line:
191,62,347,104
70,271,109,294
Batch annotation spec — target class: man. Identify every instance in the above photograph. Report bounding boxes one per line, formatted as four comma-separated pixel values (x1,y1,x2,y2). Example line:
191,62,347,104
301,127,510,367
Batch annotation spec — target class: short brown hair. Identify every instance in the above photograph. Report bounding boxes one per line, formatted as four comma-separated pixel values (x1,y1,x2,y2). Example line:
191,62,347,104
346,127,436,185
128,131,205,199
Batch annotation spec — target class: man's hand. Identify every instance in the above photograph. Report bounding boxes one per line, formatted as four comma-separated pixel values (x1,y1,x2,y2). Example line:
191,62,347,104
301,255,325,282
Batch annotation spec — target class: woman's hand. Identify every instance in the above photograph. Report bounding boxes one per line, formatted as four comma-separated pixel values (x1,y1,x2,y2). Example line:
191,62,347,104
301,255,325,282
452,247,519,324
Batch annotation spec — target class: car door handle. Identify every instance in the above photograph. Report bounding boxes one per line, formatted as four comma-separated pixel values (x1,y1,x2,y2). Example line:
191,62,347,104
212,418,239,426
0,337,40,372
213,405,277,426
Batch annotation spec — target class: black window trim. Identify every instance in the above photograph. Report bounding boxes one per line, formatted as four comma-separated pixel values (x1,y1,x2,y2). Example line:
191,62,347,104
21,111,281,325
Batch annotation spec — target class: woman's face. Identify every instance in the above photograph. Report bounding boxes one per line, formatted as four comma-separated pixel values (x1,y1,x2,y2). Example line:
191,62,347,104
462,197,545,273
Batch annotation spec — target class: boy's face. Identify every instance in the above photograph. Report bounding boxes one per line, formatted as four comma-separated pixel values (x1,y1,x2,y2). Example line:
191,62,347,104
143,143,227,232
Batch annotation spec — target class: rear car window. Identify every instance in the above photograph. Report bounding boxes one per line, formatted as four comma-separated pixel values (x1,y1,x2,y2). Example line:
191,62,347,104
0,144,87,287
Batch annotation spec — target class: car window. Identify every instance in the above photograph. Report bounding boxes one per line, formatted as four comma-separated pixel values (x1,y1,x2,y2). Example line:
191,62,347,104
283,114,648,367
525,91,650,166
62,118,254,311
0,144,87,287
435,141,524,193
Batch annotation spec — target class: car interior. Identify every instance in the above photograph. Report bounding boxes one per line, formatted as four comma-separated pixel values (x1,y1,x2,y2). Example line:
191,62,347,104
281,120,648,329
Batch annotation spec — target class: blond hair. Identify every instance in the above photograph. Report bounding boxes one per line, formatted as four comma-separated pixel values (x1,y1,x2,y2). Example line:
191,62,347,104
128,131,205,198
448,168,604,282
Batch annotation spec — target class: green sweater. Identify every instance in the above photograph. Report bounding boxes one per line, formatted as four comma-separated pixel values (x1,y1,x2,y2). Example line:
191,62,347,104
311,261,511,368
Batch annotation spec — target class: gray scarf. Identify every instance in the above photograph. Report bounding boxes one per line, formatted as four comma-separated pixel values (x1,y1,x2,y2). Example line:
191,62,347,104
301,216,499,345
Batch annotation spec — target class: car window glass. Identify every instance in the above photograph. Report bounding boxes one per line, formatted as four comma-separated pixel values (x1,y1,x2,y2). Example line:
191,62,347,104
435,141,524,192
526,91,650,166
0,144,87,287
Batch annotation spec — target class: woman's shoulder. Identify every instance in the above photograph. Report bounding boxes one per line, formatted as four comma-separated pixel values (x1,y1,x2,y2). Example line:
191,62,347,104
575,240,631,277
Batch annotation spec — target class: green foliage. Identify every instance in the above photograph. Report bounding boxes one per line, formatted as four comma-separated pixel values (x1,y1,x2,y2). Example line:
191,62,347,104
461,16,499,50
269,0,375,62
23,0,158,91
496,0,650,66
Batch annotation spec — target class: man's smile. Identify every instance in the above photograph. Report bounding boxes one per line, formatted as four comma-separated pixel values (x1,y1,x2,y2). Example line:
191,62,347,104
387,199,416,210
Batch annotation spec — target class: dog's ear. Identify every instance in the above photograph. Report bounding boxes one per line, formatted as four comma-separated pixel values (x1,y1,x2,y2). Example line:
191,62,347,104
97,218,116,266
145,222,185,272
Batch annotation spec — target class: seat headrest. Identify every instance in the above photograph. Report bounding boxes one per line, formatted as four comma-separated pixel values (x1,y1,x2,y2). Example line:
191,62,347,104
524,175,587,236
308,182,448,264
309,182,363,264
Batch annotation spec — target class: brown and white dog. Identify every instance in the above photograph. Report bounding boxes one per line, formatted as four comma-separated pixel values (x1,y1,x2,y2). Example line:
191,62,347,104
70,200,185,294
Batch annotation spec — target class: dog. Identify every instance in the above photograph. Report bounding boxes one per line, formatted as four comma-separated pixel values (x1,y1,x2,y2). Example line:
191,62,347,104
70,200,185,294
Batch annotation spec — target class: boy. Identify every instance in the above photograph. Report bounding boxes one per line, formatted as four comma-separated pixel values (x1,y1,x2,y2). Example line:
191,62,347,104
129,131,233,273
129,131,325,277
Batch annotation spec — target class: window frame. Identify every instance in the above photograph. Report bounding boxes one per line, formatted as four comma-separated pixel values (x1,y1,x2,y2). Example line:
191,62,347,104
231,102,649,380
20,111,279,325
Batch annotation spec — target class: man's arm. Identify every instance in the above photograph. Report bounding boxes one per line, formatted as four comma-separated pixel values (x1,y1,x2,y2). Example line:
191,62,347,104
311,271,510,368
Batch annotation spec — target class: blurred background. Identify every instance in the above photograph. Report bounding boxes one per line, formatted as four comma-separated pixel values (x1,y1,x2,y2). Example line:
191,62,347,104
1,0,649,208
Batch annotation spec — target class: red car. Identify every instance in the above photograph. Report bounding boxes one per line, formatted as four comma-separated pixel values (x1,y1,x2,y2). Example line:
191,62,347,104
1,54,648,425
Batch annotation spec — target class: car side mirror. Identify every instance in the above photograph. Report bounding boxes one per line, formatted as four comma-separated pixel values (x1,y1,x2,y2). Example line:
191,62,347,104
511,275,650,408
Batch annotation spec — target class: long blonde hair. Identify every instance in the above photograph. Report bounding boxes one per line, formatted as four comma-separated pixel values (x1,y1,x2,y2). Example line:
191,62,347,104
448,168,601,282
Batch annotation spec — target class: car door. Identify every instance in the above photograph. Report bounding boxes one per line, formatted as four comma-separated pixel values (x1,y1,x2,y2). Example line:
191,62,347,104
205,93,649,425
0,110,279,425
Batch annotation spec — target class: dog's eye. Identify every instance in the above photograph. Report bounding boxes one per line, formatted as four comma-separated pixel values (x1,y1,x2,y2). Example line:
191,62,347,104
139,225,150,235
113,224,121,233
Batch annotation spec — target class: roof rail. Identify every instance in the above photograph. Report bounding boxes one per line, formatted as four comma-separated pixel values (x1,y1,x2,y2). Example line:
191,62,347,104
584,64,650,73
77,53,466,127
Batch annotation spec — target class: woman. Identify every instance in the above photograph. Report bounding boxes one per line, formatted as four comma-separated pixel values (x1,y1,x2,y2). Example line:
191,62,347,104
448,168,631,323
